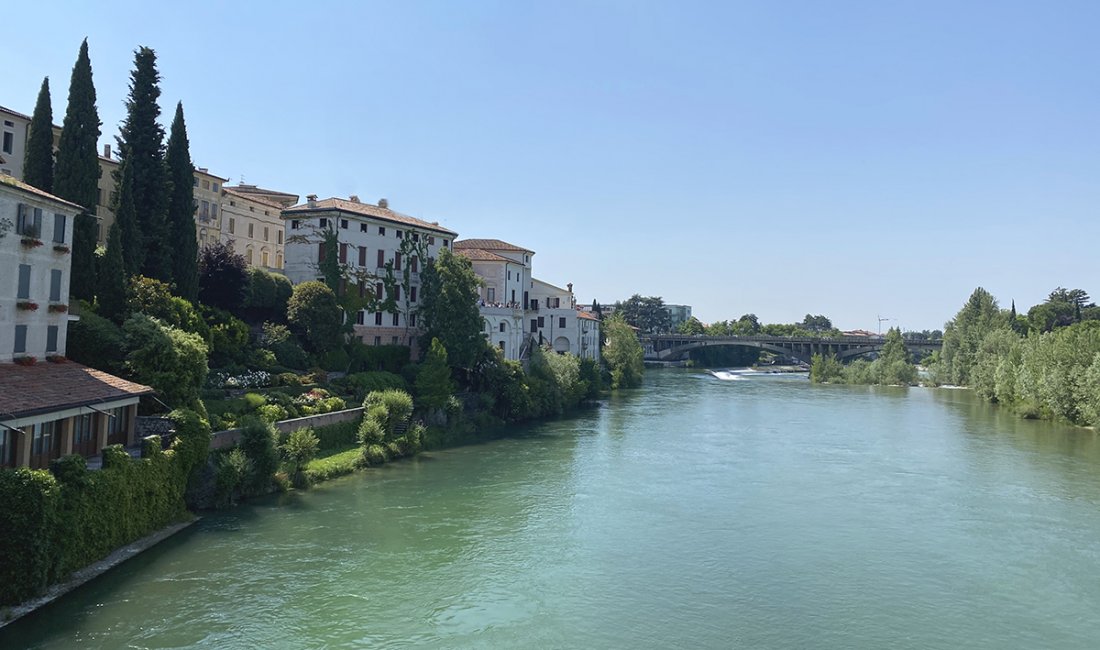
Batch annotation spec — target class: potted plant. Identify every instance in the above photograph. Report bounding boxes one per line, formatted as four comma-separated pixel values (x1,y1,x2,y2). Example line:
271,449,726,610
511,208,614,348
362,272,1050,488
16,301,39,311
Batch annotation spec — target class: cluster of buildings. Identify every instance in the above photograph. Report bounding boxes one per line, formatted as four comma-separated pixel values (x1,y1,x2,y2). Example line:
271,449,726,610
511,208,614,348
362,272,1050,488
1,101,603,469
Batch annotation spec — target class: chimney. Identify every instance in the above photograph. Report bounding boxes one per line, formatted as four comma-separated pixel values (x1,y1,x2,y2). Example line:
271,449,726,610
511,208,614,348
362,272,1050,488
349,195,360,203
307,194,318,208
103,144,111,158
378,198,389,209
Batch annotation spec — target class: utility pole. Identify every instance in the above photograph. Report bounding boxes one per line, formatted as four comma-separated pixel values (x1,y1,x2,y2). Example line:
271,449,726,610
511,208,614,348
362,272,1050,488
877,315,892,335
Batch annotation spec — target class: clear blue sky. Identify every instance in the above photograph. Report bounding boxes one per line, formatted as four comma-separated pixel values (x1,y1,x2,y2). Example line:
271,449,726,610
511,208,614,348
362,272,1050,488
6,1,1099,330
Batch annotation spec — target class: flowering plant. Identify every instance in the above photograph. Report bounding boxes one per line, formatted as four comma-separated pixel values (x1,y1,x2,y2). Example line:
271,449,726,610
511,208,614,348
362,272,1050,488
14,356,37,366
48,304,69,313
16,301,39,311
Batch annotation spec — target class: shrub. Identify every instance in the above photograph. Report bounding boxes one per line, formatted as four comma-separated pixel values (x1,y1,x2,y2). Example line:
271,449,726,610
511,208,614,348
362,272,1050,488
124,314,209,409
363,389,413,440
358,418,384,445
238,417,280,495
66,307,126,374
214,448,250,507
360,443,388,466
258,403,289,423
202,306,251,367
337,371,406,400
287,281,343,353
347,343,411,373
282,427,321,486
312,420,360,449
242,392,267,411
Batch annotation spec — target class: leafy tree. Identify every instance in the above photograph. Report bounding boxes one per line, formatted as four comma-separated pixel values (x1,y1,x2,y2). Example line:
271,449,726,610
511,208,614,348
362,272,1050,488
616,294,672,333
1047,287,1091,310
676,316,706,335
238,417,279,495
287,281,343,353
23,77,54,192
936,287,1005,386
416,338,455,410
1028,300,1075,333
66,305,125,374
165,102,198,301
202,306,250,367
282,427,320,487
801,314,833,332
114,160,142,277
732,313,761,335
243,267,293,323
127,275,207,338
123,313,208,409
873,327,917,385
97,223,128,324
198,240,249,313
116,46,170,282
418,248,486,370
602,313,644,388
54,40,101,300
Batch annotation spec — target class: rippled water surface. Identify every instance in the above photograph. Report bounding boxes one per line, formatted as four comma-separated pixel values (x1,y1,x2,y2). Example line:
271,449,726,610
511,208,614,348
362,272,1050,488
6,370,1100,649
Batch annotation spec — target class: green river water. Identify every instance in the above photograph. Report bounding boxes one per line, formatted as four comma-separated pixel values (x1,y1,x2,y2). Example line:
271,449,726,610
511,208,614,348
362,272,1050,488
4,369,1100,649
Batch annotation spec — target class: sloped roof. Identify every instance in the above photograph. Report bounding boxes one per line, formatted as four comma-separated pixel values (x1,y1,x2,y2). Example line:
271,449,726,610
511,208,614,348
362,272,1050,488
577,311,601,321
454,238,533,253
0,174,85,211
0,105,32,121
283,197,457,236
455,248,513,263
223,186,285,210
0,362,154,420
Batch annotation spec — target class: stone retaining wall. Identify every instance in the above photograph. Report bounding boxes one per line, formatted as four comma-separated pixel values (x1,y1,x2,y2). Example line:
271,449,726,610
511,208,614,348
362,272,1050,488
209,407,364,450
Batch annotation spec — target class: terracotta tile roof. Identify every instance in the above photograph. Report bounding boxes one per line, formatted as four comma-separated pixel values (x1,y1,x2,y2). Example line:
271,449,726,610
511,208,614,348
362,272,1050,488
282,197,458,236
0,362,154,420
454,238,533,253
228,185,300,207
577,311,601,321
0,105,32,121
455,248,513,263
223,186,285,210
0,175,85,211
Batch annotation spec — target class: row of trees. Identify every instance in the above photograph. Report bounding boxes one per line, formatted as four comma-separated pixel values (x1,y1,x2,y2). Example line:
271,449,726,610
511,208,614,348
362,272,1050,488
931,287,1100,426
22,41,201,303
675,313,842,338
810,328,917,386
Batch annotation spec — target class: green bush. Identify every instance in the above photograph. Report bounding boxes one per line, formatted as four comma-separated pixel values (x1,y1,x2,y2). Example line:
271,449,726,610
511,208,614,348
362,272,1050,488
238,417,279,495
214,448,250,507
312,420,359,449
0,408,209,606
320,347,351,372
360,443,388,466
258,403,289,423
242,392,267,411
66,306,128,374
282,427,320,487
124,313,209,410
337,371,407,399
348,342,411,373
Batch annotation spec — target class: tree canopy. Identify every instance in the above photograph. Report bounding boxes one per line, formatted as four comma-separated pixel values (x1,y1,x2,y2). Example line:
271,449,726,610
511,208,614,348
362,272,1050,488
165,102,198,301
417,249,485,369
615,295,671,333
287,281,344,354
23,77,54,192
198,240,249,314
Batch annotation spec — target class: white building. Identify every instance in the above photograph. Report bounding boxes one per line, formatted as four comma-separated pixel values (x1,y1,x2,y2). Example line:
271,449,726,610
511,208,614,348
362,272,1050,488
0,175,152,468
0,106,31,179
455,239,600,362
281,195,457,356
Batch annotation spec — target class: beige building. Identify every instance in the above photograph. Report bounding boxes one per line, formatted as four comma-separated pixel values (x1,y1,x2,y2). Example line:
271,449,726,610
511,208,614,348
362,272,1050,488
194,167,227,248
0,175,152,469
0,105,31,179
221,185,298,270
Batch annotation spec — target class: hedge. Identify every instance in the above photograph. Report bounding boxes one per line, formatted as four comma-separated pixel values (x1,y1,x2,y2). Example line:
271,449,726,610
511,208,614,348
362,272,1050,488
0,409,210,606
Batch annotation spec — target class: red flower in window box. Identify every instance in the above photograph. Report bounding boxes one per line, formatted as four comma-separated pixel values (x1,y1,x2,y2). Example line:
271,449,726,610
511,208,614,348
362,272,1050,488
20,237,44,248
53,244,71,253
13,356,37,366
48,303,69,313
16,301,39,311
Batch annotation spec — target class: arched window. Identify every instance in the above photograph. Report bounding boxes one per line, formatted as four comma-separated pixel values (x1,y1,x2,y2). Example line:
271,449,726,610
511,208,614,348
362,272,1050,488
261,249,270,267
245,247,254,265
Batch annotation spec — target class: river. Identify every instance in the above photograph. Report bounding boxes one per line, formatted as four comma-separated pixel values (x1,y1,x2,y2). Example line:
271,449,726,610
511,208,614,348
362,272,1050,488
4,369,1100,649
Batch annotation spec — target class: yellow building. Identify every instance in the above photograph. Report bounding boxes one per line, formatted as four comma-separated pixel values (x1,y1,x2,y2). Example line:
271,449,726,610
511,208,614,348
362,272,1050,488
221,185,297,270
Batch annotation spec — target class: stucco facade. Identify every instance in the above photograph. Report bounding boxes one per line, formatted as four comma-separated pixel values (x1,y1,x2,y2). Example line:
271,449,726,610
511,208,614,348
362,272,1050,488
221,186,294,270
0,106,31,179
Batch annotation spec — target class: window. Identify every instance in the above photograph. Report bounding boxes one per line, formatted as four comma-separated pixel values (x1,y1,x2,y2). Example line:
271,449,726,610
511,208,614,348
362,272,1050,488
17,264,31,299
14,325,27,354
356,311,365,325
262,251,270,267
340,219,349,229
394,252,402,271
409,313,417,327
46,325,58,353
377,249,385,268
499,341,505,352
360,223,367,232
107,407,124,436
410,286,417,302
499,322,506,333
507,271,511,281
212,183,220,192
249,206,254,212
412,233,420,242
33,421,59,456
339,243,348,263
193,177,199,187
378,226,385,236
53,213,66,243
318,241,327,263
319,218,328,228
277,231,283,244
487,287,495,302
392,313,399,326
49,269,62,302
202,179,210,190
200,200,209,218
246,248,253,265
530,319,538,332
275,253,283,268
374,336,382,346
263,226,269,242
230,200,236,206
442,239,448,248
538,316,545,328
559,317,567,329
291,220,300,230
428,236,435,245
375,312,383,326
392,336,399,345
211,204,218,219
394,286,401,300
248,223,254,238
16,205,43,237
358,246,367,266
375,282,383,300
2,130,13,154
228,218,235,234
396,230,403,239
410,257,418,273
74,413,93,446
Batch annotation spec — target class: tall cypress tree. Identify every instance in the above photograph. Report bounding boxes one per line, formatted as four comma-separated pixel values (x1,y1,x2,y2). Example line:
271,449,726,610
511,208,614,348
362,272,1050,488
165,102,198,300
116,46,171,282
54,39,102,300
98,222,128,324
23,77,54,192
115,159,142,277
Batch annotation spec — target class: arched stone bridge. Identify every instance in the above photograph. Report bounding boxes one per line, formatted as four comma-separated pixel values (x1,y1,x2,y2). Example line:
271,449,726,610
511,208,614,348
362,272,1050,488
642,334,942,364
